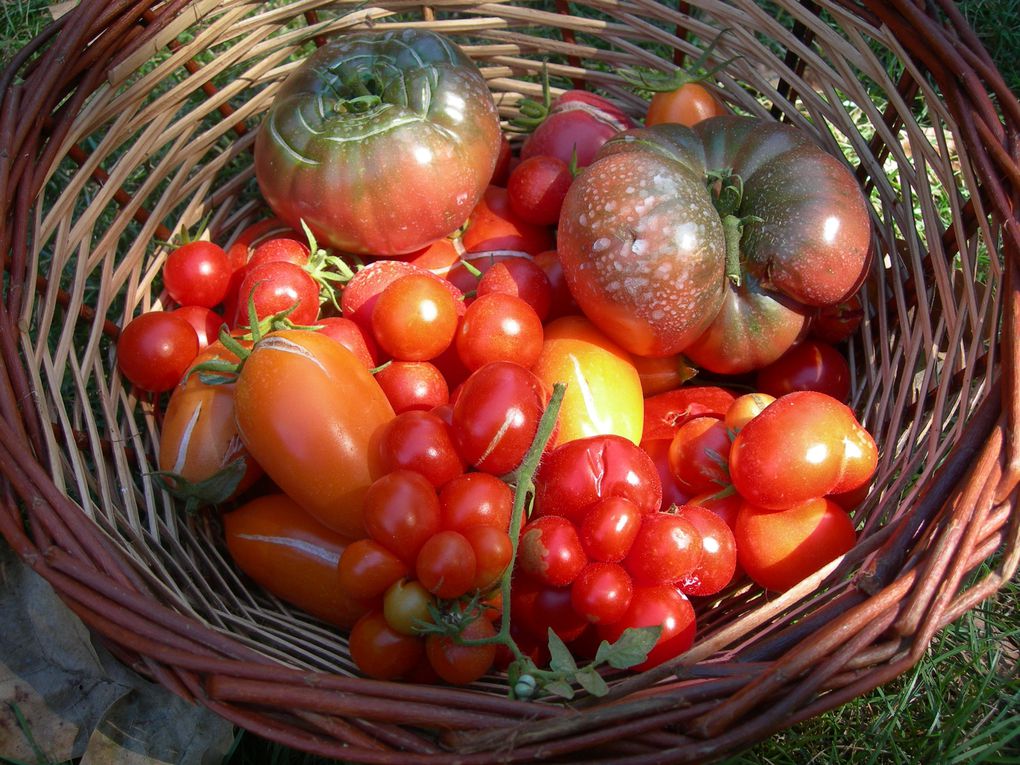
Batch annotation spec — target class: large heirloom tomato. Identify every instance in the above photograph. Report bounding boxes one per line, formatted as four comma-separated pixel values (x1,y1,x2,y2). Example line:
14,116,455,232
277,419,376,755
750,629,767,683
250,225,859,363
558,116,872,369
255,30,501,256
233,330,395,538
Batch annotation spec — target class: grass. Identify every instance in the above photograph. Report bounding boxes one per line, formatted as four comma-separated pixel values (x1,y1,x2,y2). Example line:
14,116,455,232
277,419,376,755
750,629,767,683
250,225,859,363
2,1,1018,764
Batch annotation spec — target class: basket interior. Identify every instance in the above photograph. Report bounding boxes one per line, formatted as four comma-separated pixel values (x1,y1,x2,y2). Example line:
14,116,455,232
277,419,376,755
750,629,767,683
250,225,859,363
16,0,1007,689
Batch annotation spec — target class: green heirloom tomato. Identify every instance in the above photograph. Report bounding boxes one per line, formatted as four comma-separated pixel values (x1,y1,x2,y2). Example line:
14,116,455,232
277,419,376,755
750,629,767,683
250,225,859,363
255,29,501,256
558,116,872,371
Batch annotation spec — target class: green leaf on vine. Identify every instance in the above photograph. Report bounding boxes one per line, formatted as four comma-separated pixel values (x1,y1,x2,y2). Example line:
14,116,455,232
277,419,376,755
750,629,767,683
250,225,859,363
595,625,662,669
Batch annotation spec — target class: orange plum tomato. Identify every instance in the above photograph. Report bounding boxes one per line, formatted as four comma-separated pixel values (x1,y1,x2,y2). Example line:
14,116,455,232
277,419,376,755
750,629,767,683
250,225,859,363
223,494,369,629
531,315,644,447
232,329,395,538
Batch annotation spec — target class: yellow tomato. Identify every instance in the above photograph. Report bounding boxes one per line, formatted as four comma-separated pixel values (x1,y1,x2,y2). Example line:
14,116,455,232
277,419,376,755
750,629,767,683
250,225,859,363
532,315,644,447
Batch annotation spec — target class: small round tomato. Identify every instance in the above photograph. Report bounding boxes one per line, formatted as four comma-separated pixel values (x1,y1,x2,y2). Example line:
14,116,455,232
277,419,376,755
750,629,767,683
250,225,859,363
623,512,702,586
382,579,434,636
639,437,693,512
314,316,380,367
234,260,320,327
596,585,696,671
456,292,544,371
578,496,642,563
645,82,727,127
829,418,879,497
416,530,477,599
642,386,737,442
571,562,633,625
461,185,556,255
728,391,868,510
475,256,553,322
247,236,310,269
374,361,450,413
337,538,409,602
513,580,590,644
117,311,199,393
723,392,776,433
809,293,864,344
667,416,732,496
376,410,464,487
531,315,644,447
350,610,425,680
224,494,368,628
518,516,587,587
533,250,579,321
520,90,635,168
736,497,856,592
362,470,442,564
533,434,662,523
451,361,548,475
163,240,231,308
425,617,498,685
172,305,223,350
675,504,737,597
438,472,513,532
372,273,460,361
462,524,513,590
507,154,574,225
755,340,852,402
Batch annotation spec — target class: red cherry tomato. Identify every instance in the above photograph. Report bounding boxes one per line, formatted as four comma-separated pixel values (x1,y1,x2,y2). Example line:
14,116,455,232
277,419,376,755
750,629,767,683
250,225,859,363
349,610,425,680
623,512,702,586
507,154,574,226
461,185,555,255
234,260,320,327
425,617,498,685
337,538,409,602
475,256,553,322
597,585,696,671
571,562,633,625
438,472,513,532
736,497,857,592
578,496,642,563
667,416,732,496
518,515,587,587
362,470,442,565
416,530,477,599
675,504,737,597
372,273,460,361
755,340,852,402
162,240,231,308
374,360,450,413
117,311,199,393
520,90,635,168
376,410,464,488
314,316,380,367
456,292,544,371
462,524,513,590
639,437,693,512
723,392,776,433
172,305,223,350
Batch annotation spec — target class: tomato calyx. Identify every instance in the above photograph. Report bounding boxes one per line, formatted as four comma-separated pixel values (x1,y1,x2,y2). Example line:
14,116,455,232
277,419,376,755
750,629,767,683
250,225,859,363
296,220,356,310
152,458,249,515
705,168,763,287
619,29,737,93
509,63,554,132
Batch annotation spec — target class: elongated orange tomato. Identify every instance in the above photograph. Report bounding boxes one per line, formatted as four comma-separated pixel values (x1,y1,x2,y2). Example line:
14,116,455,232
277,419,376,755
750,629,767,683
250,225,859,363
531,315,644,447
233,329,395,538
158,340,262,507
224,493,369,628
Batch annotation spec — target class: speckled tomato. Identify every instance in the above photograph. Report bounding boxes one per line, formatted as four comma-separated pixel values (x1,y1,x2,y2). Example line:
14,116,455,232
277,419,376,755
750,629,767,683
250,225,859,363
255,29,501,255
557,116,872,367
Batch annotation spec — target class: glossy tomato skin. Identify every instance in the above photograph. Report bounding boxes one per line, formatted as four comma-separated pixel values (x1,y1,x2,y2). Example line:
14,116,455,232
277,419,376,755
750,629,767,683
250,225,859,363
223,494,369,629
117,311,199,393
255,30,501,255
520,90,635,168
596,585,696,671
754,340,852,402
158,341,262,501
645,83,727,127
233,330,395,538
642,386,736,442
736,497,856,592
531,315,644,447
559,117,871,364
533,434,662,524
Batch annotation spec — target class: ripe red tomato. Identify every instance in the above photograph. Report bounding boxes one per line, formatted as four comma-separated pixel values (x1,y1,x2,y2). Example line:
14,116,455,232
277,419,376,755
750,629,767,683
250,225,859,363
337,538,409,601
117,311,199,393
314,317,380,367
376,410,464,487
460,185,556,255
520,90,635,168
728,391,874,510
518,516,587,586
371,273,461,361
462,524,513,590
533,250,579,321
533,434,662,524
597,585,696,670
571,562,633,625
172,305,223,350
223,494,368,629
234,260,320,327
255,29,501,255
809,293,864,344
349,610,425,680
425,617,498,685
507,154,574,225
578,496,642,563
558,117,871,363
642,386,737,442
623,512,702,586
450,361,548,475
162,240,231,308
755,340,852,402
416,530,477,599
438,472,513,532
723,392,776,433
362,470,442,565
675,504,737,597
475,256,553,322
667,416,732,496
455,292,544,371
247,236,310,269
531,315,644,448
736,497,856,592
374,361,450,413
232,330,395,538
639,437,694,512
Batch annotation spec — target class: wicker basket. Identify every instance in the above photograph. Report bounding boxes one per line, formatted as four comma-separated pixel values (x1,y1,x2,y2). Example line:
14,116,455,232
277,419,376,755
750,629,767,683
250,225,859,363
1,0,1017,761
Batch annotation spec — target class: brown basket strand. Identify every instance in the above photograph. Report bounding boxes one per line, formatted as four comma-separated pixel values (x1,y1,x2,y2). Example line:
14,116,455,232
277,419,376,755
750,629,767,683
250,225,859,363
2,0,1019,762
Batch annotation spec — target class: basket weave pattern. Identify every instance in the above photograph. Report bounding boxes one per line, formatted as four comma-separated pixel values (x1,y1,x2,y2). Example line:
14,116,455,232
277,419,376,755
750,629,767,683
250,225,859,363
1,0,1018,761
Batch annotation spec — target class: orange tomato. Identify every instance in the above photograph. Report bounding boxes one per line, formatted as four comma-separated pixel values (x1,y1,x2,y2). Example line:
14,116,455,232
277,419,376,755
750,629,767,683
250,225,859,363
531,315,644,447
645,82,727,127
233,329,395,538
631,353,697,397
158,340,262,506
224,493,369,629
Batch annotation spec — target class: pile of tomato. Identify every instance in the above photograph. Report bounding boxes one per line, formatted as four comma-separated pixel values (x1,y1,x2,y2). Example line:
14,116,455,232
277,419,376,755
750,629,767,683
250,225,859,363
116,28,880,693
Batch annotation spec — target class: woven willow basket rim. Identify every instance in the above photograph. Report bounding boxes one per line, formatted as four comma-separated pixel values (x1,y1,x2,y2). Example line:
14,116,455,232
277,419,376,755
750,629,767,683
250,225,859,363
1,0,1018,762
